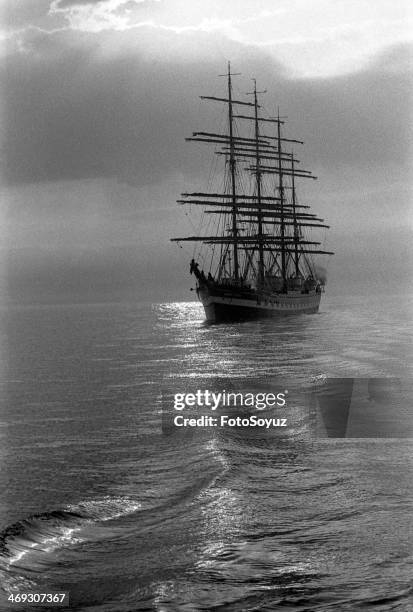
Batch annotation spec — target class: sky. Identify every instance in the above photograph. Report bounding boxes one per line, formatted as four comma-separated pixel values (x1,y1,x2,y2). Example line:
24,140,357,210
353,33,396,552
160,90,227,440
0,0,412,303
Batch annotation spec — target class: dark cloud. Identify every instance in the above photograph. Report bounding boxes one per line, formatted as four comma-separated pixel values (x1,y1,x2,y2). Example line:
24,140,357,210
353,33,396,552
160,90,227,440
2,27,411,191
0,0,53,28
0,28,268,187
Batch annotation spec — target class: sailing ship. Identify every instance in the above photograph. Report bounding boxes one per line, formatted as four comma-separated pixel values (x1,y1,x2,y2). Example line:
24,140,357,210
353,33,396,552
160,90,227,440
172,64,333,323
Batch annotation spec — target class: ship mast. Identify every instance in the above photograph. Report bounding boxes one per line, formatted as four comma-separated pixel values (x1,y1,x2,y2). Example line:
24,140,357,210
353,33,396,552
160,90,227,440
252,79,265,286
276,108,287,290
227,62,239,281
291,155,300,276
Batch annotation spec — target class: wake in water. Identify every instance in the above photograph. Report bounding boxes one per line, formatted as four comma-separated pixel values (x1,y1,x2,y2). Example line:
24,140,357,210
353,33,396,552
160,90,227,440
0,461,224,600
0,496,141,595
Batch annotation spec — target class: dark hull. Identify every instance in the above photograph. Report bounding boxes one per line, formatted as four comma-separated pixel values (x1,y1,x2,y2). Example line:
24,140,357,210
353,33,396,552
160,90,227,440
198,284,321,323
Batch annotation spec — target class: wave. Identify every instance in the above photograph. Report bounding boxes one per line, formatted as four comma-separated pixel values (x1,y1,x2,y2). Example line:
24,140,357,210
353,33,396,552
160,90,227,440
0,496,141,568
0,474,219,598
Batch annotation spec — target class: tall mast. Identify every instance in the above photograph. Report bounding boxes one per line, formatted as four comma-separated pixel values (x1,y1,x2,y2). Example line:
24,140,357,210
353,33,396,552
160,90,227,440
291,155,300,276
172,66,334,280
252,79,264,286
227,62,239,281
276,109,287,289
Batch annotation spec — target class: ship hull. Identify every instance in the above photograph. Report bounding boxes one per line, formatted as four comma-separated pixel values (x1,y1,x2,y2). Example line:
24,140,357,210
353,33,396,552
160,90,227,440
198,285,321,323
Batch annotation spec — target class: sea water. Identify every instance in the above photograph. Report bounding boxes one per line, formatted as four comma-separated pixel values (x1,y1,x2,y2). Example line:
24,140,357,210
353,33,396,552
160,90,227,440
0,294,412,611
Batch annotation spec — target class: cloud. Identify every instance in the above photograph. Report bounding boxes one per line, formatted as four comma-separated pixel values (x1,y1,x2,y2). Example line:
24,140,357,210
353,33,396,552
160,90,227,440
44,0,413,79
55,0,107,7
5,2,411,76
0,1,101,36
1,26,411,193
0,27,273,186
53,0,153,7
0,0,55,29
48,0,161,31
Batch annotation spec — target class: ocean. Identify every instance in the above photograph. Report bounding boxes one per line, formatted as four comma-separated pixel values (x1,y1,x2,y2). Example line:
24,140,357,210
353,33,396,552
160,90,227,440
0,294,412,611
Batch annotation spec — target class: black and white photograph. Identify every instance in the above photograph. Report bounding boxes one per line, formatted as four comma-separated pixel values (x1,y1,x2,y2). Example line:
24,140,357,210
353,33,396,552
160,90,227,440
0,1,412,610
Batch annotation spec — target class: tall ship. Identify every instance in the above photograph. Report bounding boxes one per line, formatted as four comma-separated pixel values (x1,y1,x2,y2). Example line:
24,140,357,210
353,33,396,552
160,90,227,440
172,64,333,323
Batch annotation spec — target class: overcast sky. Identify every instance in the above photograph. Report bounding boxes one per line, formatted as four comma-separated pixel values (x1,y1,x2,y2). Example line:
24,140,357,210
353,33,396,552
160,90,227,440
1,0,412,303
